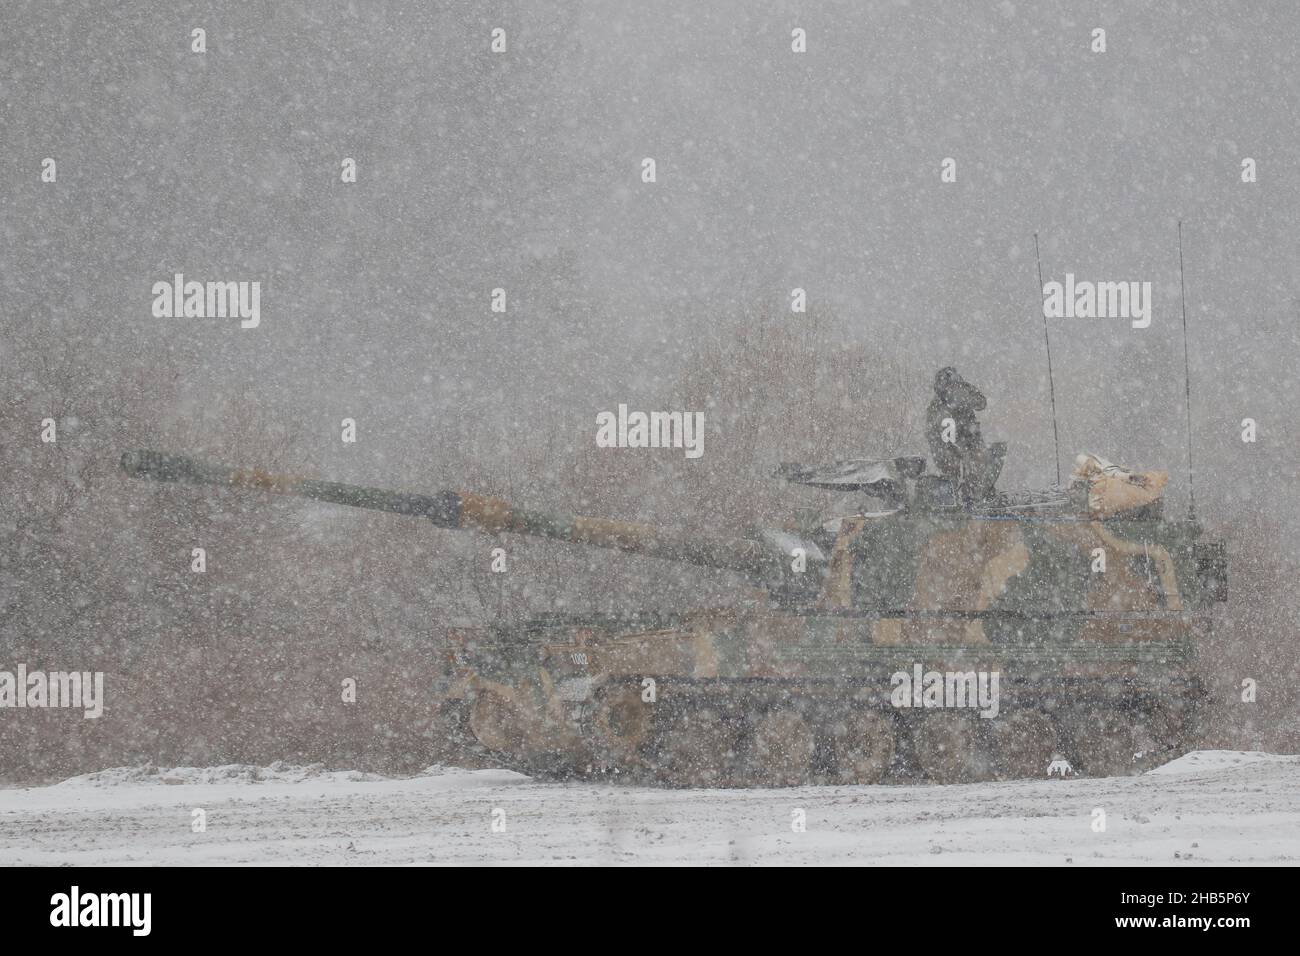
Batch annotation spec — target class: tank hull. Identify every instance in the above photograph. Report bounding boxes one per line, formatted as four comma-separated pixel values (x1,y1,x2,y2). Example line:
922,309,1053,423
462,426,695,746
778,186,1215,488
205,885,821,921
445,607,1208,786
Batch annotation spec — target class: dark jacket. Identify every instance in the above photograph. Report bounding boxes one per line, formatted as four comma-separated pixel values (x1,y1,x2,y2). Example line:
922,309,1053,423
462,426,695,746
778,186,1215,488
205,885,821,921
926,369,986,477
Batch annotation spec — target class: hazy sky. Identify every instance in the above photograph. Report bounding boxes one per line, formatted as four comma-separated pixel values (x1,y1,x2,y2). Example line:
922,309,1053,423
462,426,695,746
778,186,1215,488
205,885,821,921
4,0,1297,543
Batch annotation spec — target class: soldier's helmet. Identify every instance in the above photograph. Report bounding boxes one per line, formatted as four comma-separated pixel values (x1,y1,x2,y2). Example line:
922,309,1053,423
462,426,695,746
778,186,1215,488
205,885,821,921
933,366,961,394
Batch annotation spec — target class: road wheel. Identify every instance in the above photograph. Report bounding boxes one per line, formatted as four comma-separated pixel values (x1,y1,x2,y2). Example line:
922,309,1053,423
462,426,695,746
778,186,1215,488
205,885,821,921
1066,707,1136,777
912,712,981,783
741,708,816,787
653,707,740,788
592,684,654,767
468,688,528,756
991,709,1058,780
828,709,895,784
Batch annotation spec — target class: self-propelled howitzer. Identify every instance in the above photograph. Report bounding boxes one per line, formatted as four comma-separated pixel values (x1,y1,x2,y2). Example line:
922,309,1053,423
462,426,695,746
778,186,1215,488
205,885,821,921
121,447,1227,787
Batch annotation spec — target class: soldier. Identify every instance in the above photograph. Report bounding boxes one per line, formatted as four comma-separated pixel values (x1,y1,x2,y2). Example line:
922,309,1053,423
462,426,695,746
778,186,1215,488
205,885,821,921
926,366,990,503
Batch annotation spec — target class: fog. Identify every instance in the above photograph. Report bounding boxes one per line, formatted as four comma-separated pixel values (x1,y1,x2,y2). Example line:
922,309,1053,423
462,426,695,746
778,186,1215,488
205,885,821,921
2,0,1297,780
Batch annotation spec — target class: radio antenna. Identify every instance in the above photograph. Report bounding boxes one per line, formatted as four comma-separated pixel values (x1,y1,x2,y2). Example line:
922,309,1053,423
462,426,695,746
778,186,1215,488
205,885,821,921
1034,233,1062,488
1177,221,1197,521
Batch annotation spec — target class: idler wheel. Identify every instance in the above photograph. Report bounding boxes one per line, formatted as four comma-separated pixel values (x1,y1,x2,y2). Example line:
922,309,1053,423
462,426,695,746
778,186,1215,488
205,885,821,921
912,712,981,783
1131,702,1183,769
991,709,1058,780
1065,707,1137,777
829,709,895,785
742,708,816,787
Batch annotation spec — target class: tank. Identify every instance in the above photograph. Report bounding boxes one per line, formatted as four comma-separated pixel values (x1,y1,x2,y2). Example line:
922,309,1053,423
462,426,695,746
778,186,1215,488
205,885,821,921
119,443,1228,786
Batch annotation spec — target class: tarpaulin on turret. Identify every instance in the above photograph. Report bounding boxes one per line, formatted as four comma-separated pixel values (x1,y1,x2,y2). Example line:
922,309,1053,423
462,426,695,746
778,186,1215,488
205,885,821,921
1071,453,1168,518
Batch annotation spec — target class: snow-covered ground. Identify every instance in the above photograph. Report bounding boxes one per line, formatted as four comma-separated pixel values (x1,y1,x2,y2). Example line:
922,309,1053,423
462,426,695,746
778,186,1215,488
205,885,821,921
1,751,1297,866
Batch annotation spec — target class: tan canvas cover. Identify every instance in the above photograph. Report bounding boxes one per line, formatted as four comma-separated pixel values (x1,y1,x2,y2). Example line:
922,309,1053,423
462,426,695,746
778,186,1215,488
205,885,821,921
1071,453,1168,517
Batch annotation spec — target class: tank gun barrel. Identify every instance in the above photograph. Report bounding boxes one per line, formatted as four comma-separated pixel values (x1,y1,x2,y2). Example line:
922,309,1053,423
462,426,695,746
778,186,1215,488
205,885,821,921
120,450,784,577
